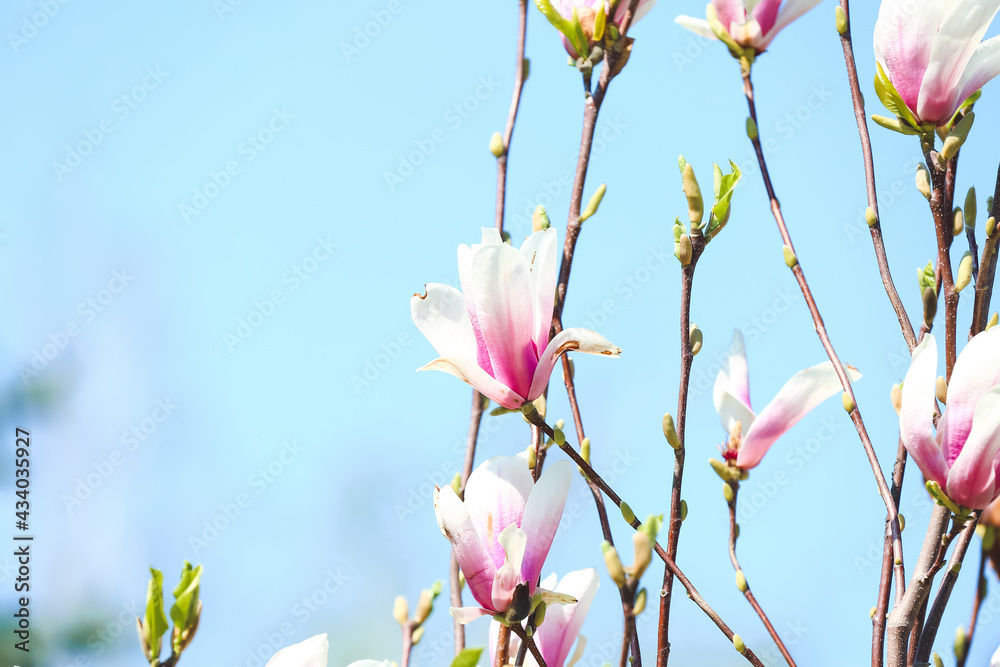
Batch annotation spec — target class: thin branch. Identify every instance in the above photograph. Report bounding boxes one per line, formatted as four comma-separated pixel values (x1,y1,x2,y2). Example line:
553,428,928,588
496,623,511,667
922,145,959,379
495,0,529,232
971,164,1000,335
401,621,415,667
510,623,548,667
955,548,987,667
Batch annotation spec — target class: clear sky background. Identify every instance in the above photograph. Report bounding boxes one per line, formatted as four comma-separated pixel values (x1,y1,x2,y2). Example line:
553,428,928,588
4,0,1000,666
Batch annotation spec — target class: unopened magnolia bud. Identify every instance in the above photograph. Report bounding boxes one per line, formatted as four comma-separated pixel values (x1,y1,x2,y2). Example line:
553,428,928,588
680,499,688,521
746,116,758,140
869,606,877,619
923,286,938,325
990,312,1000,330
412,626,425,645
955,626,967,660
916,164,932,200
633,588,647,616
865,207,878,227
733,634,746,654
835,6,848,34
580,183,606,222
898,514,905,532
553,428,566,446
581,438,591,465
393,596,409,625
783,245,797,268
532,205,550,232
632,531,652,579
941,112,974,163
956,252,973,292
936,376,948,405
690,324,703,356
663,413,681,449
415,589,435,625
620,501,636,525
966,187,977,229
890,383,903,416
735,569,748,592
723,483,735,503
522,58,530,80
502,231,512,244
451,472,462,495
526,445,536,470
489,132,505,158
601,541,627,588
954,207,965,236
532,600,546,628
842,392,855,413
681,163,704,227
735,523,740,539
952,561,962,574
554,419,565,430
678,233,693,266
989,216,997,237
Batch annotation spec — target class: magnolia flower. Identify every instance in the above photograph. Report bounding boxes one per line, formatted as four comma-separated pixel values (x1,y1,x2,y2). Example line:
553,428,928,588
715,330,861,469
542,0,658,58
676,0,821,54
874,0,1000,127
412,228,620,410
899,330,1000,510
264,634,389,667
489,569,599,667
434,455,575,624
992,642,1000,667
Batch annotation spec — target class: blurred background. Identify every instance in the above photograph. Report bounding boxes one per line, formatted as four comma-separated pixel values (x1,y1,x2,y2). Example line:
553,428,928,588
3,0,1000,665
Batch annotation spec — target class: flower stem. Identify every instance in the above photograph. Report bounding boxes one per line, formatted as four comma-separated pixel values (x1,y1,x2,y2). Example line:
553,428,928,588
495,0,529,233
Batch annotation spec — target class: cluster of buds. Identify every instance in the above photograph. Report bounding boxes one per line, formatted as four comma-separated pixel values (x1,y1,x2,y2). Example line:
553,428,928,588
393,581,443,647
673,156,741,267
600,514,662,619
136,561,203,667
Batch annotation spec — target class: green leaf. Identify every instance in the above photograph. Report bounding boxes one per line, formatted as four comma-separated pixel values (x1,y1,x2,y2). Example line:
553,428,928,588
451,647,484,667
593,3,606,41
918,260,936,297
534,0,589,58
873,62,920,130
170,561,203,635
144,568,168,660
710,160,742,225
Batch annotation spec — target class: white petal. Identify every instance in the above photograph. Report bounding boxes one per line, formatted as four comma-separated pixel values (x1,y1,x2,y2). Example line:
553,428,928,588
450,606,493,624
265,634,329,667
464,456,534,569
675,15,715,39
518,228,559,358
940,326,1000,463
527,328,620,401
520,460,573,586
955,35,1000,115
418,356,526,409
411,283,476,359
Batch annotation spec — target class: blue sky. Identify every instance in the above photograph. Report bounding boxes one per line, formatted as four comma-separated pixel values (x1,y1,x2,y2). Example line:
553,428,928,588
4,0,1000,666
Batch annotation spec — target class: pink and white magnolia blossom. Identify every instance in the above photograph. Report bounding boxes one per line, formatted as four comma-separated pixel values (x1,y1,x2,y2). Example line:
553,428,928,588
992,643,1000,667
412,228,620,410
874,0,1000,126
550,0,658,57
264,634,388,667
899,330,1000,510
434,455,575,624
489,569,599,667
675,0,821,53
715,330,861,469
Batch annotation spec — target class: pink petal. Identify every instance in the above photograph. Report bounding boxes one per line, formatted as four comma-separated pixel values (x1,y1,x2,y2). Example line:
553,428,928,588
450,606,493,625
711,0,747,34
520,461,573,587
464,456,534,570
469,240,539,398
527,328,621,401
418,356,525,409
458,234,495,375
899,336,949,486
917,0,1000,123
758,0,822,49
434,485,497,610
265,634,329,667
955,35,1000,114
947,387,1000,508
492,525,528,611
614,0,657,24
873,0,947,112
519,228,559,359
737,362,861,469
940,327,1000,465
750,0,783,35
411,283,476,359
538,568,600,667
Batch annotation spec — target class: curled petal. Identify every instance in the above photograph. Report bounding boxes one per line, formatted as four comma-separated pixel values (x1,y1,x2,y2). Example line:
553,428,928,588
418,356,525,409
492,525,528,611
942,326,1000,465
411,283,476,360
450,606,493,625
714,330,753,428
519,228,559,358
947,386,1000,508
520,461,574,586
737,362,861,469
674,14,715,39
527,328,621,401
899,336,949,486
540,569,600,667
955,35,1000,105
265,634,329,667
434,485,497,609
758,0,822,49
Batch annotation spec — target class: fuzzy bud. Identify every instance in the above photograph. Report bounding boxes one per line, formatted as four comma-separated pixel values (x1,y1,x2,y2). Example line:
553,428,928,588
966,187,977,229
835,6,848,34
690,324,703,356
679,499,688,522
954,207,965,236
580,183,606,222
746,116,758,140
412,626,425,645
620,501,636,525
955,252,973,293
732,634,746,654
489,132,505,158
662,413,681,449
681,162,704,227
735,569,748,592
393,596,409,626
723,483,735,503
581,438,591,465
923,286,938,326
533,600,546,627
632,531,652,579
890,383,903,416
989,216,997,237
916,164,932,200
783,245,797,268
936,376,948,405
865,207,878,227
842,392,855,413
932,652,944,667
955,626,967,661
990,312,1000,331
601,541,627,588
532,205,551,232
633,588,647,616
677,234,693,266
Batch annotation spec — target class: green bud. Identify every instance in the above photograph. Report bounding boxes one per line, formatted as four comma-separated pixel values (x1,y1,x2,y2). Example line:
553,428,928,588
735,523,740,539
709,458,741,483
984,525,997,551
502,231,512,244
633,588,647,616
923,286,938,326
640,514,664,542
451,472,462,495
522,58,530,81
580,183,607,222
601,541,627,588
966,187,977,229
581,438,591,465
723,483,735,503
411,626,425,646
632,531,652,579
555,419,565,430
732,634,746,654
679,500,688,522
735,569,748,592
533,600,546,626
898,514,905,532
989,216,997,237
869,606,877,619
956,252,973,293
746,116,758,141
489,132,505,158
662,413,681,449
865,207,878,227
835,6,848,34
936,376,948,405
872,114,922,136
414,588,434,625
393,596,409,625
990,312,1000,331
955,626,967,660
952,561,962,574
620,501,636,525
954,207,965,236
690,324,703,356
941,112,975,163
678,233,693,266
553,428,566,447
842,392,855,413
532,205,551,232
933,652,944,667
681,162,704,227
526,445,536,472
783,245,798,268
916,164,932,200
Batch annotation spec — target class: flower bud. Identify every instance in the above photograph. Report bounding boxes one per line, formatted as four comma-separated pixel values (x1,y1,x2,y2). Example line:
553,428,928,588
916,164,932,200
955,252,973,293
783,245,797,268
581,437,591,465
835,6,848,34
955,626,967,661
842,392,855,413
633,588,647,615
989,216,997,237
870,607,877,619
663,413,681,449
723,482,735,503
690,324,703,356
451,472,462,495
580,183,606,222
489,132,505,158
746,116,758,140
865,207,878,227
393,596,409,626
890,383,903,416
678,234,693,266
522,58,530,81
632,531,652,579
681,162,704,227
933,652,944,667
732,634,746,654
936,376,948,405
953,207,965,236
526,444,537,470
923,286,938,326
532,205,551,232
553,428,566,446
898,514,905,532
680,499,688,522
412,626,426,645
990,312,1000,331
533,599,547,627
601,541,627,588
735,569,748,592
966,187,977,229
620,501,636,525
941,112,974,163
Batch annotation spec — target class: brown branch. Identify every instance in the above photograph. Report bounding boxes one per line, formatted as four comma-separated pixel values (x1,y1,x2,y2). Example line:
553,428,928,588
496,623,511,667
495,0,529,233
401,621,415,667
956,547,987,667
510,623,548,667
923,145,959,379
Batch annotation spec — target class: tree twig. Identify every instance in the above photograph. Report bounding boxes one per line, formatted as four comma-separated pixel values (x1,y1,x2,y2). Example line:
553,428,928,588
495,0,529,233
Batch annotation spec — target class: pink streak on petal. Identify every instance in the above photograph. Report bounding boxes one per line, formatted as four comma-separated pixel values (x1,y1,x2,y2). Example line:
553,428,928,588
434,485,498,610
520,461,574,587
899,336,949,486
463,456,534,570
941,327,1000,465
